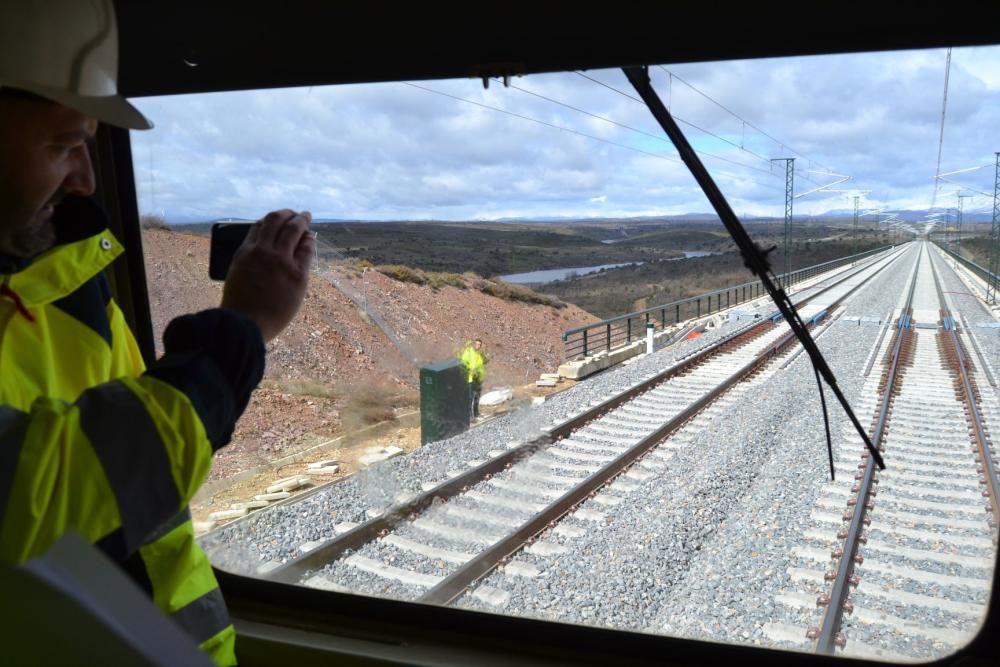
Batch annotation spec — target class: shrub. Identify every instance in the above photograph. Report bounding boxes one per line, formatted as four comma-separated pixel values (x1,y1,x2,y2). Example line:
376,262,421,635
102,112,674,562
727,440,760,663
425,271,467,290
479,279,565,309
377,264,427,285
276,379,338,400
140,213,170,230
341,386,412,430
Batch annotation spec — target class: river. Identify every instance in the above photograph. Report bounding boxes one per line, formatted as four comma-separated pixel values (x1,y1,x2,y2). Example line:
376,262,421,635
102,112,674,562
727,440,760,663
499,251,715,284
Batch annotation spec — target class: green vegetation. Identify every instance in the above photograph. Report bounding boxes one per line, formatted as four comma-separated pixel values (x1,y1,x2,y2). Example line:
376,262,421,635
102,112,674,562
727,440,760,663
269,379,339,400
946,230,996,269
140,213,171,231
181,217,914,320
341,385,417,430
377,264,429,286
315,220,716,275
471,277,565,308
377,264,565,308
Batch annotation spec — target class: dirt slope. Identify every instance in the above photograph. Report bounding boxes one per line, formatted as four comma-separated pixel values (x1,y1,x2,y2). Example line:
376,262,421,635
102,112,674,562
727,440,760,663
141,229,596,480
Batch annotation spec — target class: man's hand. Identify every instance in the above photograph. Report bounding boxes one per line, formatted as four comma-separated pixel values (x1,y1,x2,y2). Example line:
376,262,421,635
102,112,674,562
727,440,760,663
221,209,315,341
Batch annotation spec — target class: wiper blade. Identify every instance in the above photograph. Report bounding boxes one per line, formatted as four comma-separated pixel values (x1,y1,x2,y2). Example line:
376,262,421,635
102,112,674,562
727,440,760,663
622,65,885,478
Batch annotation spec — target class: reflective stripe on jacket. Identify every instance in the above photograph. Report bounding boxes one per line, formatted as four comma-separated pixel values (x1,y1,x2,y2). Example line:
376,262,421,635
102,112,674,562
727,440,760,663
0,197,244,665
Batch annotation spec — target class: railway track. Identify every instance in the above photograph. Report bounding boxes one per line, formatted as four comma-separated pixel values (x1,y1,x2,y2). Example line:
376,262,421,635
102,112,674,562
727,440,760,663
261,245,911,604
775,243,1000,660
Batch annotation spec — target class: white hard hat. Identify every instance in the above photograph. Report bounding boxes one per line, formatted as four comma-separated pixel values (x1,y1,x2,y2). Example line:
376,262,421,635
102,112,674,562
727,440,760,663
0,0,152,130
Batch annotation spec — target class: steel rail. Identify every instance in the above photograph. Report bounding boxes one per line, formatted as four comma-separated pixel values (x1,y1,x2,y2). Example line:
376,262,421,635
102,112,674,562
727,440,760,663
929,250,1000,524
420,246,911,604
812,244,921,653
419,336,774,604
265,245,907,586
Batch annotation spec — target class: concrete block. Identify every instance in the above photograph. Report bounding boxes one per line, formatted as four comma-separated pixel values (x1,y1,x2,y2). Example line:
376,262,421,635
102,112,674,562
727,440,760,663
535,379,557,387
308,459,339,469
502,561,541,578
472,586,510,606
269,475,302,487
554,524,585,538
539,373,561,381
359,446,404,467
308,464,341,475
266,475,310,494
334,522,359,534
254,491,291,501
255,561,282,575
480,387,513,405
298,539,325,553
209,508,247,521
303,575,352,592
526,541,569,556
192,520,216,534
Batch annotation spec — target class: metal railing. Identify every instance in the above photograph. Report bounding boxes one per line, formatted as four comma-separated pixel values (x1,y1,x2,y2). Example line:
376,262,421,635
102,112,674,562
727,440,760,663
561,244,897,361
930,240,1000,303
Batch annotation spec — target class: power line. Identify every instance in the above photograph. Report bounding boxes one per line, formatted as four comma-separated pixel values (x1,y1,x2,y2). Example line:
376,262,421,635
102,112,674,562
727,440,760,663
402,81,783,192
930,48,953,211
654,66,771,164
656,65,838,175
496,77,778,177
575,71,775,167
574,70,840,190
402,82,685,165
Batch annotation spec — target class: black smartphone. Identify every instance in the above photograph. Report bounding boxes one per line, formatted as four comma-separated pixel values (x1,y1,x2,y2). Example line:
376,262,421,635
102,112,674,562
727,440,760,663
209,222,253,280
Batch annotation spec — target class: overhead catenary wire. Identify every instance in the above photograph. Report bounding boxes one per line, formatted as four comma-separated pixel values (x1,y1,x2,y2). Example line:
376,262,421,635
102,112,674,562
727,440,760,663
575,71,774,167
930,48,953,211
402,81,784,192
575,71,841,190
494,77,778,177
656,65,839,176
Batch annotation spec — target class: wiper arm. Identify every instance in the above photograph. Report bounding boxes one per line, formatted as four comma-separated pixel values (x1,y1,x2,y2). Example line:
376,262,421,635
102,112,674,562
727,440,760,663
622,65,885,478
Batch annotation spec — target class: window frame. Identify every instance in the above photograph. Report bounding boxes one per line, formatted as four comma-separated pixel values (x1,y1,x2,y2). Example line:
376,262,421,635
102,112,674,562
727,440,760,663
97,8,1000,662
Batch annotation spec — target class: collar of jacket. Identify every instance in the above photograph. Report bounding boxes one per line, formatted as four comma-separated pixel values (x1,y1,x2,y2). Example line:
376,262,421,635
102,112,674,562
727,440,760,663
1,196,123,306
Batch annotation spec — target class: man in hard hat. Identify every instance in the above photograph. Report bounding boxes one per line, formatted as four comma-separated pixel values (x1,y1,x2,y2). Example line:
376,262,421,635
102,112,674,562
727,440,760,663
458,338,488,420
0,2,313,665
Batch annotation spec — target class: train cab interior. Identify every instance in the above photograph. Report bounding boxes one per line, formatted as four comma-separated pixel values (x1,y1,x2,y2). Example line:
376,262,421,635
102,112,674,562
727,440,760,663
19,2,1000,666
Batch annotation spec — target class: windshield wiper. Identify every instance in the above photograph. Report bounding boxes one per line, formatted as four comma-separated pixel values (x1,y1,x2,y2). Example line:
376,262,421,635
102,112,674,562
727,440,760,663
622,65,885,479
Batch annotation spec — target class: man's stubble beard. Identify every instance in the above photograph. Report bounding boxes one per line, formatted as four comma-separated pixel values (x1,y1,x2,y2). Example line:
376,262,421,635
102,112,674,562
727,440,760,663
0,219,56,258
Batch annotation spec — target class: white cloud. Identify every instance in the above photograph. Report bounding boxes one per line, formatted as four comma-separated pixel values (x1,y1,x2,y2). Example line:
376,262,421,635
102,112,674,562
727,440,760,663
128,45,1000,225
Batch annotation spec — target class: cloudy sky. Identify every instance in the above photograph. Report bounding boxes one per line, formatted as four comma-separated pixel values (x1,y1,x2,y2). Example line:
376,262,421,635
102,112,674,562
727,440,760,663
129,45,1000,225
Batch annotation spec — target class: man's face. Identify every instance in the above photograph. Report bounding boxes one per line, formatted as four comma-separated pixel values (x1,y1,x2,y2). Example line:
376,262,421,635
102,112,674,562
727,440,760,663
0,99,97,258
474,340,482,350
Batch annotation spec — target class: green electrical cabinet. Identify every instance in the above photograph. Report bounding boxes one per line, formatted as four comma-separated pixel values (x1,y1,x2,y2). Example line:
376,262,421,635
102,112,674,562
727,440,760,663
420,359,470,445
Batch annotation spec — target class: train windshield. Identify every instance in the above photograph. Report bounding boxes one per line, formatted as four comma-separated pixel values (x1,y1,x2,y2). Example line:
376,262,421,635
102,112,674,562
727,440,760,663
131,46,1000,661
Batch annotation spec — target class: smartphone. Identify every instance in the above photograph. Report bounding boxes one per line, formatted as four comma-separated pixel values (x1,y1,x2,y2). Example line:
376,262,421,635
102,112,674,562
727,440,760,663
209,222,253,280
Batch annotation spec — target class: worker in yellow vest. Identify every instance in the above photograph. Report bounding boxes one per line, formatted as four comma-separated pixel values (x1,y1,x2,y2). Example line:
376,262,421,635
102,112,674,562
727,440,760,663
0,2,314,664
459,338,488,420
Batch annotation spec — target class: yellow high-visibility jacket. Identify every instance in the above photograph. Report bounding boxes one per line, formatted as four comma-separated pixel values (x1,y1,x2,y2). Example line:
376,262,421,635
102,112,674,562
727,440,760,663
0,197,264,666
458,343,487,384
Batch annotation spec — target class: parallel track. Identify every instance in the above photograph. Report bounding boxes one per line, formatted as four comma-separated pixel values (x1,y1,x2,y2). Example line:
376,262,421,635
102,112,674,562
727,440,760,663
264,246,910,604
806,243,999,658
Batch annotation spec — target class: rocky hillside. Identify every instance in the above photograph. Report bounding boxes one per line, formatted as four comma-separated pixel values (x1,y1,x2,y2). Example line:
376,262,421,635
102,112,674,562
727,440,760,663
141,229,597,480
